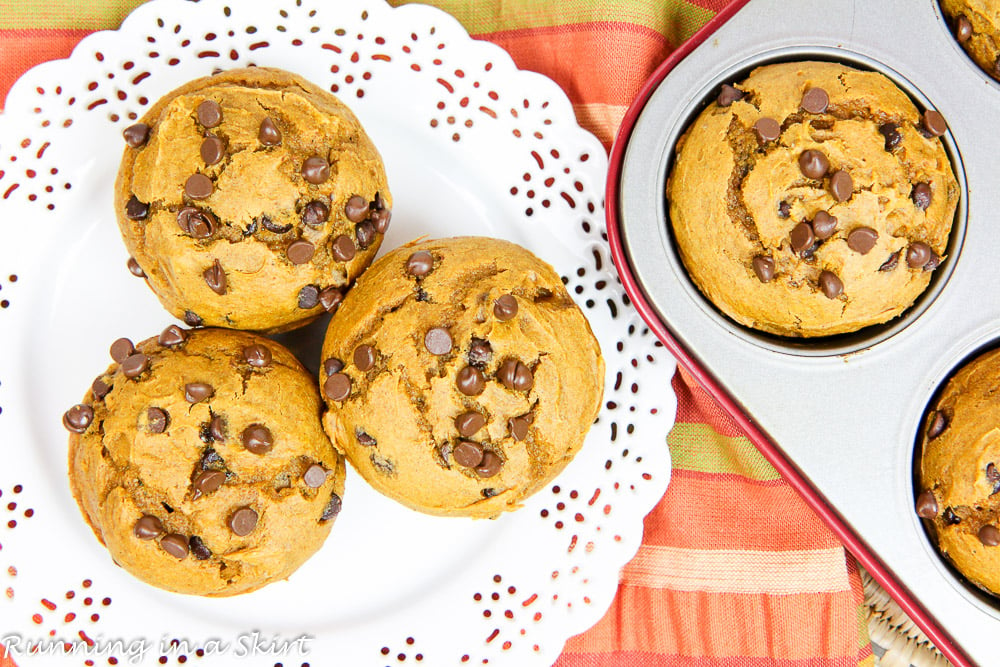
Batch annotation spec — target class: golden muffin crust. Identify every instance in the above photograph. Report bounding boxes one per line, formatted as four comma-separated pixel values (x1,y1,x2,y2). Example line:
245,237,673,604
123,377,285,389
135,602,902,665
115,67,391,332
940,0,1000,82
319,236,604,519
66,327,345,596
667,61,959,337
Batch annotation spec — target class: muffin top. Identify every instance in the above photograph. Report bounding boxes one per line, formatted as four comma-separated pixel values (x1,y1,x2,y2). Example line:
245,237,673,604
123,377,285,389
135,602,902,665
940,0,1000,82
667,61,960,337
66,327,345,596
918,347,1000,598
319,236,605,518
115,67,391,332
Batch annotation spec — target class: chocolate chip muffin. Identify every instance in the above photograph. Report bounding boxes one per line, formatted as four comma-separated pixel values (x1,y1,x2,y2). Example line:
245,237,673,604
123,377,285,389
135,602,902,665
115,67,391,332
667,61,960,337
319,237,604,519
917,347,1000,598
940,0,1000,81
65,327,345,596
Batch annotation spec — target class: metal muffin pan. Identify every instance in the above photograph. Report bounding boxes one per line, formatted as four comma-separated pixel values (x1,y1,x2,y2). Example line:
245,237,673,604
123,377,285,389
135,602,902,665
607,0,1000,665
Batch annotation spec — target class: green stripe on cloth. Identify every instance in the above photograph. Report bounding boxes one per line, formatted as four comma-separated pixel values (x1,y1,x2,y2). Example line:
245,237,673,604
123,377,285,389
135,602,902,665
387,0,713,47
0,0,144,30
668,422,782,480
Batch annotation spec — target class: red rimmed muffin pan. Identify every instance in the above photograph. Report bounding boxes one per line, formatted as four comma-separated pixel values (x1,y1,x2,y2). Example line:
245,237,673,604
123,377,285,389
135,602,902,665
607,0,1000,665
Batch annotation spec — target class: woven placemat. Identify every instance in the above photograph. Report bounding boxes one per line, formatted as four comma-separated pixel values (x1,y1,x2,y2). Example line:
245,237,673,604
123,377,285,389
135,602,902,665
862,568,953,667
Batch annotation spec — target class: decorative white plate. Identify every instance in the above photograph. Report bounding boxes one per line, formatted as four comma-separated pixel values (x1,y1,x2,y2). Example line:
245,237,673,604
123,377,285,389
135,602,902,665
0,0,675,665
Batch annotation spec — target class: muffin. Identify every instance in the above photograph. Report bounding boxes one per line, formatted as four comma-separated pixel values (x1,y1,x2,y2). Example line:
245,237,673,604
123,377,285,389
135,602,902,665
65,327,345,596
667,61,960,337
940,0,1000,82
319,237,604,519
115,67,391,332
917,347,1000,598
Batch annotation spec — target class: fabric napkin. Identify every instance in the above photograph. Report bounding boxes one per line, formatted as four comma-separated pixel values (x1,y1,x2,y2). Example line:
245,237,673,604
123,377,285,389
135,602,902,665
0,1,874,665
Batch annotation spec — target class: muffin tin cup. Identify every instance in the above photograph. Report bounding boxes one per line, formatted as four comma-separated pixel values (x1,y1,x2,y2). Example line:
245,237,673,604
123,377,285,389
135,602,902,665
607,0,1000,665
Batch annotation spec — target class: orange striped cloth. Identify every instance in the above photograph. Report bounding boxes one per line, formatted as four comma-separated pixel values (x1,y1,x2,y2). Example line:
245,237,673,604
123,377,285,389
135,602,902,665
0,1,873,665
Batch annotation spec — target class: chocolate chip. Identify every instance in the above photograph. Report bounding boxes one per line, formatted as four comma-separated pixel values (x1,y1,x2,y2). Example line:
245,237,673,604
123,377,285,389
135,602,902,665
906,242,932,269
923,252,941,272
287,240,316,265
752,255,774,283
425,327,453,355
371,207,391,234
177,206,216,238
184,382,214,403
481,488,498,498
847,227,878,255
228,507,258,536
127,256,146,278
147,407,168,434
62,404,94,433
345,195,368,223
110,337,135,363
242,424,273,454
356,429,377,446
202,259,226,295
298,284,320,309
125,195,149,220
980,525,1000,547
258,117,281,145
320,287,343,313
475,451,502,478
915,491,938,519
879,123,902,151
196,99,222,127
302,156,330,184
158,324,187,346
407,251,434,277
260,215,293,234
134,515,163,540
320,493,342,521
160,534,189,559
199,447,224,470
879,251,900,272
912,183,932,210
331,235,357,262
455,412,486,437
468,338,492,368
416,288,430,302
800,87,829,114
818,271,843,299
453,440,484,467
209,415,225,442
716,83,744,106
192,470,226,499
354,344,376,371
811,211,838,240
189,535,211,560
497,359,533,392
927,410,948,439
121,353,149,379
123,123,150,148
301,200,330,226
324,373,352,401
91,377,112,400
830,170,853,202
493,295,518,321
456,366,485,396
303,464,328,488
352,222,375,253
198,421,214,444
200,135,225,165
798,150,829,179
509,413,533,441
185,173,213,200
323,358,344,376
242,343,272,368
921,110,947,137
752,117,781,144
777,201,791,218
956,14,973,42
789,222,815,255
943,507,960,525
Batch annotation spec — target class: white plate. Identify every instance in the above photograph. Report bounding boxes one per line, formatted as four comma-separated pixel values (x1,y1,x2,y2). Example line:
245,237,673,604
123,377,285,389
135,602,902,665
0,0,675,665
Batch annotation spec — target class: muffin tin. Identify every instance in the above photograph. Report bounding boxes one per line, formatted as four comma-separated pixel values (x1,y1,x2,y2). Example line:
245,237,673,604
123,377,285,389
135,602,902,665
608,0,1000,664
